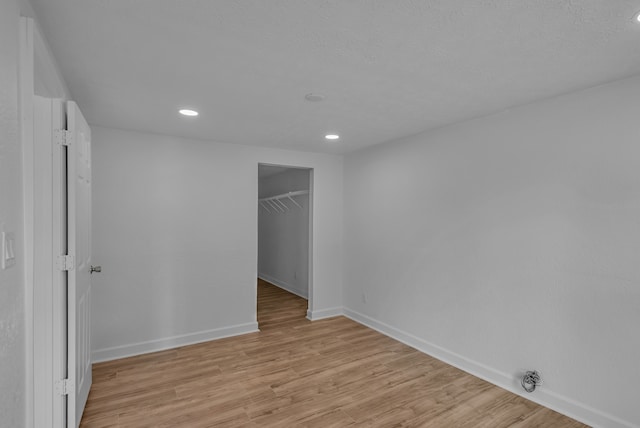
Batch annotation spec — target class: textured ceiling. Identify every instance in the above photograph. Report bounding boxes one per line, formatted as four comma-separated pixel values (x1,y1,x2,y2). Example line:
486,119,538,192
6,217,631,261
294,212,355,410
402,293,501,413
31,0,640,154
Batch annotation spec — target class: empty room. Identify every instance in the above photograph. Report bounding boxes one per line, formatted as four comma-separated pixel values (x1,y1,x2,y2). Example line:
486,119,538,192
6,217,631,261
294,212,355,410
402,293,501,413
2,1,640,427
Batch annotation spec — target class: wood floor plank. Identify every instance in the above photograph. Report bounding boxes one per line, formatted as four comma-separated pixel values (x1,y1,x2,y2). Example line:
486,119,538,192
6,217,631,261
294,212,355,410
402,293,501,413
80,279,587,427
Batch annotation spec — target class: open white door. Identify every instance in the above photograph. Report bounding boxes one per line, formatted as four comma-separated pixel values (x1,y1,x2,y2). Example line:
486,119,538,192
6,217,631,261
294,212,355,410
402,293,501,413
66,100,93,427
33,97,93,428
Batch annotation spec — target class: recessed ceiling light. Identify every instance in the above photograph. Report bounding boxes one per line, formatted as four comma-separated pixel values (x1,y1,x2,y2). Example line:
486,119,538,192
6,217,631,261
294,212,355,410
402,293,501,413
325,134,340,140
179,109,199,117
305,93,325,102
635,11,640,22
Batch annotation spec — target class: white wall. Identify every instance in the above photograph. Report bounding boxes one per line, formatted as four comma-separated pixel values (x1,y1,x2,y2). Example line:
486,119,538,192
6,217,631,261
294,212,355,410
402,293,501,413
258,168,310,298
91,126,343,361
343,75,640,428
0,1,26,426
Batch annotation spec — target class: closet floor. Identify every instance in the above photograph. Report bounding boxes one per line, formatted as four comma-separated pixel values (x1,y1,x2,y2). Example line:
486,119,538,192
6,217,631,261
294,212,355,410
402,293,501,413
257,278,308,330
80,280,586,427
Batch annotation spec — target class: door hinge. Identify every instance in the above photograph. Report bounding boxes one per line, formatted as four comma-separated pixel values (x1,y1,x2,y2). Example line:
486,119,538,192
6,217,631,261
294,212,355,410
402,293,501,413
57,255,74,271
55,379,74,396
54,129,72,147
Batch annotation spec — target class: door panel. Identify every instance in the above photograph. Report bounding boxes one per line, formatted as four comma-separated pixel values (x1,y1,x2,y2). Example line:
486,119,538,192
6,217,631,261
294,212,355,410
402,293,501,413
66,100,92,427
34,96,68,428
52,98,68,428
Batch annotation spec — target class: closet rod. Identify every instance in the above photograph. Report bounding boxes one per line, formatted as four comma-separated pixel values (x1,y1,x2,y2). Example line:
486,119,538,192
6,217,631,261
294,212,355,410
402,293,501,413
258,190,309,213
258,190,309,203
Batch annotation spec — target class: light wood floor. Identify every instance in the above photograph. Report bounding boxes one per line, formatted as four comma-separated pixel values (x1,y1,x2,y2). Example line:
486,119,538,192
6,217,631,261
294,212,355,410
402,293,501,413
80,279,587,427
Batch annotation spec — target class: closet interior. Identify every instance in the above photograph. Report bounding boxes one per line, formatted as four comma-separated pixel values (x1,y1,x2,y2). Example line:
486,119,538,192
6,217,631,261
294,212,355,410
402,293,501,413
257,164,312,323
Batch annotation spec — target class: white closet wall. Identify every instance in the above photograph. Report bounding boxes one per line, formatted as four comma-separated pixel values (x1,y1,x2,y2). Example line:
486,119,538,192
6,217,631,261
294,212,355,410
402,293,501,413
258,168,310,298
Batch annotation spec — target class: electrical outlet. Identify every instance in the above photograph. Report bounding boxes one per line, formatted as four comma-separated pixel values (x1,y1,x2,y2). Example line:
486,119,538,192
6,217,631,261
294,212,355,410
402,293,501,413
2,230,16,270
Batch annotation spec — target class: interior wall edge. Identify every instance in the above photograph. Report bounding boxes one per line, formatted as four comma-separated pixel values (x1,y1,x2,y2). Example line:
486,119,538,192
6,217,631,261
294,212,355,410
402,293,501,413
91,322,259,364
342,307,637,428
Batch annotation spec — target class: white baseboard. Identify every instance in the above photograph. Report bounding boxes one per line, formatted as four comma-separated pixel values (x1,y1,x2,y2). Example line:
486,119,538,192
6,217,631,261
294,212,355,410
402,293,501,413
259,273,308,299
343,308,636,428
307,307,343,321
92,322,259,363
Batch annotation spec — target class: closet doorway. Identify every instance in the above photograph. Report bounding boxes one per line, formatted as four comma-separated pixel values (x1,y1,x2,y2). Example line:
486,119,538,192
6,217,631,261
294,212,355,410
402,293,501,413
257,164,312,329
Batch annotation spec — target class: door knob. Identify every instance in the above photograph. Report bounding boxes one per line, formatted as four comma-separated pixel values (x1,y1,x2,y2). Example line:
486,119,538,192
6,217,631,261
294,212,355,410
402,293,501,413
90,265,102,274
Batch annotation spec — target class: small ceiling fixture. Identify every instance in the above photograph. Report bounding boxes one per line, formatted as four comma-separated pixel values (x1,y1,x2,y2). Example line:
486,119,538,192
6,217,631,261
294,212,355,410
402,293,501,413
325,134,340,140
305,93,325,102
179,108,199,117
635,11,640,22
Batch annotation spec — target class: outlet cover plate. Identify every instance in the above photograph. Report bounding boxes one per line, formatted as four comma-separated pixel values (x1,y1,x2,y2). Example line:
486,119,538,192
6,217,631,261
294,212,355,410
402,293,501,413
2,231,16,269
